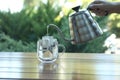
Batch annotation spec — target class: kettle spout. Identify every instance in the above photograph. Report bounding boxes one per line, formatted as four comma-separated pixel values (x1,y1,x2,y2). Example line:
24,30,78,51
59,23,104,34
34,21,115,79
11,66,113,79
47,24,73,42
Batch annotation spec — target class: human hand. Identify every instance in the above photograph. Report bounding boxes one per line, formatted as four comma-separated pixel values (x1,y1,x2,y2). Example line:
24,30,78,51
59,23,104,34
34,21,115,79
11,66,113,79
88,0,113,16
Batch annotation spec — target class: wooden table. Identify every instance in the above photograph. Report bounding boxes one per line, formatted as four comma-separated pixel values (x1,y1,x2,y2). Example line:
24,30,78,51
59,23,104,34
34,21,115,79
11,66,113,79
0,52,120,80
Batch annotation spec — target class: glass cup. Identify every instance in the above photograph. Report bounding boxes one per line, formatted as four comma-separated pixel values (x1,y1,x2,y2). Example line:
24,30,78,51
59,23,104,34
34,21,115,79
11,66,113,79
37,36,65,63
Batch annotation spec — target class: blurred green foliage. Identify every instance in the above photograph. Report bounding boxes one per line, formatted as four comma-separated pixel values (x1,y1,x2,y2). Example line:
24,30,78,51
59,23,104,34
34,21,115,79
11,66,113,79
0,0,118,53
0,32,36,52
0,1,61,42
0,1,61,52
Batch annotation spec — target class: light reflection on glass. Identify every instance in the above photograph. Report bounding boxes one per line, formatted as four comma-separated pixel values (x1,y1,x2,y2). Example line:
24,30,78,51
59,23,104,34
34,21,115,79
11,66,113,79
38,62,58,73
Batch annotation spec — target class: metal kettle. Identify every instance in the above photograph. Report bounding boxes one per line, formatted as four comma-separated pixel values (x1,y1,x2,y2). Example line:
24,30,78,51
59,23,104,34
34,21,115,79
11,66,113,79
47,6,103,44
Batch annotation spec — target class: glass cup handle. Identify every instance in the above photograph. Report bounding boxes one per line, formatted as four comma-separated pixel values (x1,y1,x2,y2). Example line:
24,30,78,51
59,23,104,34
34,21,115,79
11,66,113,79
58,44,66,57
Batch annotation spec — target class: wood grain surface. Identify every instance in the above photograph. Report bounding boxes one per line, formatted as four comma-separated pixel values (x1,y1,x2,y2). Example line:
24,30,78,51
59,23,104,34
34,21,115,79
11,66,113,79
0,52,120,80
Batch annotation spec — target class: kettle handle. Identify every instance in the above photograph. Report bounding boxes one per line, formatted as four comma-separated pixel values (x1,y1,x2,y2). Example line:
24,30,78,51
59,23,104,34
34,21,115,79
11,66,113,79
47,24,73,41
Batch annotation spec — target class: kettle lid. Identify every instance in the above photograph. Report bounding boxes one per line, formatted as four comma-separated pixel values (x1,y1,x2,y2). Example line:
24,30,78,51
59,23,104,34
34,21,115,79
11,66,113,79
69,5,87,17
72,5,80,12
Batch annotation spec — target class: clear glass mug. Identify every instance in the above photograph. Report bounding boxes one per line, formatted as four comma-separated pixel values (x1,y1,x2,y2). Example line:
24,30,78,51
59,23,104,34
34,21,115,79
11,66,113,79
37,36,65,63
